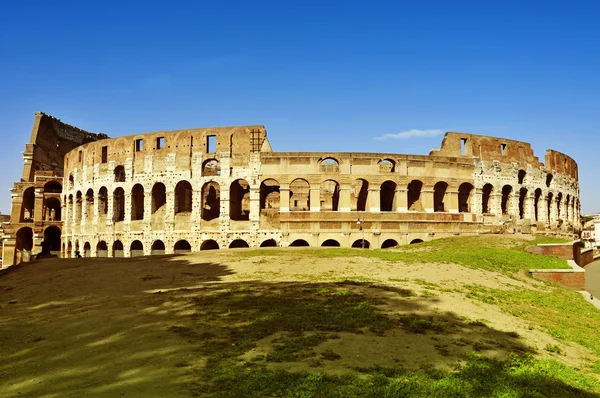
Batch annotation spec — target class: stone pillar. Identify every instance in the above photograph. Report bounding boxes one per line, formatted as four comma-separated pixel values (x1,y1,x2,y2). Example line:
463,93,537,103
492,193,502,216
191,189,202,227
144,191,152,222
124,190,132,223
422,189,434,213
310,187,320,212
368,188,380,212
448,190,459,213
107,190,114,225
338,187,351,212
249,186,260,221
567,199,573,223
526,192,535,221
550,197,558,223
280,186,290,212
395,188,408,212
94,191,101,226
538,196,548,223
81,194,87,226
473,188,483,216
165,191,175,222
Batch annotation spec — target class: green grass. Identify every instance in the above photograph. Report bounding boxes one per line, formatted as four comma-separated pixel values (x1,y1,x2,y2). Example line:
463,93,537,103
165,281,600,396
235,236,571,274
464,284,600,356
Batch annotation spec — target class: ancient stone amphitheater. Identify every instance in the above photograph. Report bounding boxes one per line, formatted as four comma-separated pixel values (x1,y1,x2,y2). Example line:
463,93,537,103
1,112,581,266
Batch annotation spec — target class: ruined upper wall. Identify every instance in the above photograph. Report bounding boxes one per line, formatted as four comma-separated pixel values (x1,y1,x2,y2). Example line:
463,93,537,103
64,125,267,171
22,112,108,182
546,150,578,180
430,132,543,168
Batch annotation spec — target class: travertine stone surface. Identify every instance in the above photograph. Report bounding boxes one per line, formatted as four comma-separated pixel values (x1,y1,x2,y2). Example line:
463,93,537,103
2,114,581,266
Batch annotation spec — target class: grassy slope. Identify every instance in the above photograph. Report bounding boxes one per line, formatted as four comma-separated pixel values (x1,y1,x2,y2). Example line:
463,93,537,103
177,235,600,397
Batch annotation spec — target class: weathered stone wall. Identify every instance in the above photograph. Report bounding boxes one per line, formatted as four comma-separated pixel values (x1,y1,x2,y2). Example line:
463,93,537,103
1,114,581,266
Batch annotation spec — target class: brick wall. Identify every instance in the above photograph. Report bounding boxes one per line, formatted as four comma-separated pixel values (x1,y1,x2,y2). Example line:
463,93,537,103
530,270,585,290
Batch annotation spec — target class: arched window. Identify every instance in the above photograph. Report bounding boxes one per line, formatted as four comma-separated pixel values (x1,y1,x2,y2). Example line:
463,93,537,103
230,179,250,221
434,182,448,212
151,240,165,255
44,197,62,221
319,158,339,172
458,183,473,213
131,184,144,220
534,189,542,221
351,239,370,249
174,240,192,253
21,187,35,222
75,191,83,221
501,185,513,215
518,170,526,184
353,179,368,211
229,239,249,248
407,180,423,211
130,240,143,257
482,184,494,214
152,183,166,214
201,240,219,250
260,179,280,210
290,179,310,211
320,180,340,211
98,187,108,216
114,165,126,182
44,181,62,193
380,181,396,211
379,159,395,172
518,188,528,219
202,182,221,221
175,181,193,214
113,188,125,221
113,240,124,258
96,241,108,257
202,159,220,176
85,189,94,221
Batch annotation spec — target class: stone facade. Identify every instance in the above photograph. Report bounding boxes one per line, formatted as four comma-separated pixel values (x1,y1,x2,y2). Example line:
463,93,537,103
2,113,581,266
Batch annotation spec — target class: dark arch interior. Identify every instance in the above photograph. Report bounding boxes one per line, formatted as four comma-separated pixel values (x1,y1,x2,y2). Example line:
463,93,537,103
174,240,192,251
321,239,340,247
152,240,166,251
201,240,219,250
97,241,108,250
260,239,277,247
229,239,249,249
351,239,370,249
410,239,424,244
44,226,61,251
381,239,398,249
290,239,310,247
131,240,143,250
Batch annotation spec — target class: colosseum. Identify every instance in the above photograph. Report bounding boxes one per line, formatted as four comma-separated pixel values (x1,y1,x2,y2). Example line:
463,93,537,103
1,112,581,267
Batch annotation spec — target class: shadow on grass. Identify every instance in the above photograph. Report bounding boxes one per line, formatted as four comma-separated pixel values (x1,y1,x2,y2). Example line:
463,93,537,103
1,256,598,397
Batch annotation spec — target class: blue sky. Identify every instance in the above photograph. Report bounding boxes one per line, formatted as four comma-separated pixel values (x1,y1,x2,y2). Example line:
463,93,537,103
1,1,598,214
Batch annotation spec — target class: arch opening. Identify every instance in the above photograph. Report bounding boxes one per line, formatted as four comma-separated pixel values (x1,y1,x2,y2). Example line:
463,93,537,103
380,181,396,212
290,178,310,211
113,188,125,221
174,240,192,253
482,184,494,214
501,185,513,215
43,226,61,253
131,184,145,220
260,179,280,211
408,180,423,211
230,179,250,221
44,180,62,193
353,179,368,211
202,159,220,176
229,239,250,249
290,239,310,247
44,197,62,221
381,239,398,249
130,240,144,257
98,187,108,216
202,182,221,221
151,183,166,214
151,240,165,255
114,165,125,182
320,180,340,211
96,241,108,257
410,239,424,244
351,239,370,249
201,240,219,250
260,239,277,247
85,189,94,222
458,183,473,213
175,181,193,214
321,239,340,247
113,240,124,258
21,187,35,222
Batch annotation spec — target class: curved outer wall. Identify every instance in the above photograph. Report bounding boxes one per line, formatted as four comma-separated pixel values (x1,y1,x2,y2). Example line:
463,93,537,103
59,127,581,257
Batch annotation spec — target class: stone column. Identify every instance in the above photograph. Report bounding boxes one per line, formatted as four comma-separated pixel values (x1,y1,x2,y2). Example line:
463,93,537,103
492,193,502,216
526,192,535,221
124,190,132,224
338,187,351,212
368,188,380,212
310,187,320,212
191,189,202,227
473,188,483,216
538,196,548,224
567,199,573,223
422,189,434,213
549,197,558,223
447,190,459,213
81,194,87,226
144,191,152,222
280,186,290,212
107,190,114,226
249,186,260,222
395,188,408,212
94,191,101,226
165,191,175,222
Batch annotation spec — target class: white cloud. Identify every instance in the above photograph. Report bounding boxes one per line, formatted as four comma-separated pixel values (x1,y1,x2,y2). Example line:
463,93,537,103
375,129,445,140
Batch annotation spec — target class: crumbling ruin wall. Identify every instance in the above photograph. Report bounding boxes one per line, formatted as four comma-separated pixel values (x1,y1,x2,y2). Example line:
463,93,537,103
2,115,581,265
1,113,107,267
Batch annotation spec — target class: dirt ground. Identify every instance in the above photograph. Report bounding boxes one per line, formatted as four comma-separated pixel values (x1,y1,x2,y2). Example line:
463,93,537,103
0,246,593,397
